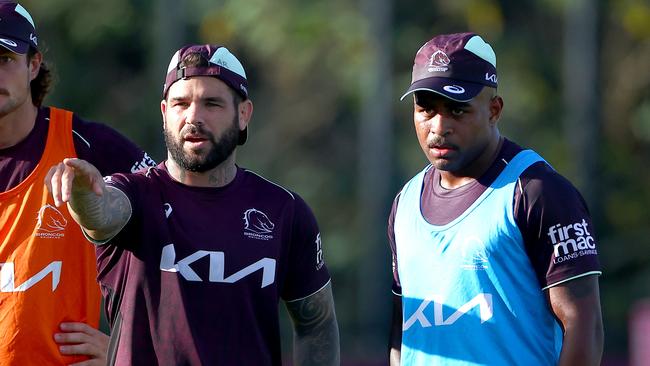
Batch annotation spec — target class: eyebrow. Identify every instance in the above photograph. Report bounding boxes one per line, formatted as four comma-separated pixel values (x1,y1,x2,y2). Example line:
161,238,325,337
415,98,471,109
444,100,471,108
169,95,229,103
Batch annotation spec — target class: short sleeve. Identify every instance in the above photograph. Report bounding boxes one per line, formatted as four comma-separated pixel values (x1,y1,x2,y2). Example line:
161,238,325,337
281,195,331,302
72,115,156,176
98,172,146,251
515,162,602,289
387,193,402,296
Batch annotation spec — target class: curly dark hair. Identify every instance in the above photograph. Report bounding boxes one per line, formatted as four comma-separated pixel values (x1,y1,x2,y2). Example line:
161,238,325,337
27,47,52,107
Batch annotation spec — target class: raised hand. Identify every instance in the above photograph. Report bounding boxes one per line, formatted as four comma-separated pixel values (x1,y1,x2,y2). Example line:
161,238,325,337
45,158,105,208
44,158,131,242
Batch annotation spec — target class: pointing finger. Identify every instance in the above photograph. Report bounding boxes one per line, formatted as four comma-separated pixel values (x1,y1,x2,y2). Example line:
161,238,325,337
61,163,76,204
44,164,59,194
49,163,65,207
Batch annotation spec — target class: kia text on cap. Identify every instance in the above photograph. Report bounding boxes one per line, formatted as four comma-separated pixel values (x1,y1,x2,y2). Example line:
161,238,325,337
0,2,38,54
400,32,498,102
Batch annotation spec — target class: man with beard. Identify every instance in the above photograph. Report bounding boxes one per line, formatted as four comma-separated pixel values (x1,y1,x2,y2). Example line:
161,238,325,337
46,44,340,365
0,2,155,365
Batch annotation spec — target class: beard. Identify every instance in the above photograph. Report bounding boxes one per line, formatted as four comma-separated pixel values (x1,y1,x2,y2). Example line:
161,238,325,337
164,115,240,173
0,87,30,119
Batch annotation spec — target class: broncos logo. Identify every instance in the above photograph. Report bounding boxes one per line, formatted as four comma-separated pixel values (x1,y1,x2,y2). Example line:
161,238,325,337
243,208,275,234
36,204,67,232
429,50,450,67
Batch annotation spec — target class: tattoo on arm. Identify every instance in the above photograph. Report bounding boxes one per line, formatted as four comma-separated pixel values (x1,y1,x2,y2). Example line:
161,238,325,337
69,186,131,241
285,283,340,366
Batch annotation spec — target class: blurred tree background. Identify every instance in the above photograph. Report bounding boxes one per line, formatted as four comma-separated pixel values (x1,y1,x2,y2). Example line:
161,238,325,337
23,0,650,364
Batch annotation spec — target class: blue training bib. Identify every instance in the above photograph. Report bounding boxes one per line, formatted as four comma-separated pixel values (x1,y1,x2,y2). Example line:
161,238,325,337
394,150,563,365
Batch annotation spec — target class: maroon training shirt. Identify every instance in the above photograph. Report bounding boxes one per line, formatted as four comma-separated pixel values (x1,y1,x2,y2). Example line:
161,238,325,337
97,163,331,365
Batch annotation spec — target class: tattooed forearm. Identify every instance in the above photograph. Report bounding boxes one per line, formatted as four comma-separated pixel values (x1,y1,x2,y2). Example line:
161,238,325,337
285,283,340,366
68,186,131,241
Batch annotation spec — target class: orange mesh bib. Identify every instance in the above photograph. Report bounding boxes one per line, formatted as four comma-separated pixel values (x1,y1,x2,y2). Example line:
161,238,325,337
0,108,101,365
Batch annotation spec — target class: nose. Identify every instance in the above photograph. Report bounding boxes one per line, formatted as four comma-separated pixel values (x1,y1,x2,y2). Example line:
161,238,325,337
184,103,203,126
429,113,451,137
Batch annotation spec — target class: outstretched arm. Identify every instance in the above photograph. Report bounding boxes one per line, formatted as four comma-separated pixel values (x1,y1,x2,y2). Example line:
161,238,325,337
389,293,402,366
548,275,603,366
45,158,131,242
285,282,340,366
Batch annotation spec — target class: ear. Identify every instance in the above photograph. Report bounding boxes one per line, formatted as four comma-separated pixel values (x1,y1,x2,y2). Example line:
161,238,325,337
238,99,254,131
489,95,504,125
160,99,168,129
28,51,42,82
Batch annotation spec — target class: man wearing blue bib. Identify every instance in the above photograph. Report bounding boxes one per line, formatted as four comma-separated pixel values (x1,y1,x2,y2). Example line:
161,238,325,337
388,32,603,366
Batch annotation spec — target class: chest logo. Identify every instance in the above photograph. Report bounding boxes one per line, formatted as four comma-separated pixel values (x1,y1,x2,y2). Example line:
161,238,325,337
243,208,275,240
403,293,493,330
35,204,67,238
164,203,173,218
460,236,489,270
0,261,62,292
160,244,276,288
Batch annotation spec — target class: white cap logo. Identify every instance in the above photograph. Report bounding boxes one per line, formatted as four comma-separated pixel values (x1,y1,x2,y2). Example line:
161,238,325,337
443,85,465,94
0,38,17,47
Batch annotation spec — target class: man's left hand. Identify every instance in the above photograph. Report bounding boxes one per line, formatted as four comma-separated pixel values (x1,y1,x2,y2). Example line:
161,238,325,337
54,322,109,366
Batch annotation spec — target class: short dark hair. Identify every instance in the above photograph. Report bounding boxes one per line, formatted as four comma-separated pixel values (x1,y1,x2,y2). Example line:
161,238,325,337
27,47,52,107
177,52,243,106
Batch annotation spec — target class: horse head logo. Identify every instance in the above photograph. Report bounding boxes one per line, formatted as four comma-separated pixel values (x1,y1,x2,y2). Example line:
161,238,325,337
429,50,450,67
243,208,275,234
36,204,67,232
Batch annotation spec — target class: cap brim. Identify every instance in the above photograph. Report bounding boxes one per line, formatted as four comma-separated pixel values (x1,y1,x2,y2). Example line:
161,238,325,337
0,37,30,54
400,77,485,102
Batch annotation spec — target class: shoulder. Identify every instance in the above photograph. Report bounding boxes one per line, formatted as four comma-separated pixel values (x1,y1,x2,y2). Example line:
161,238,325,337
241,168,297,201
70,113,154,174
71,114,124,142
519,161,585,204
70,113,144,152
240,168,319,221
500,137,585,203
106,164,165,188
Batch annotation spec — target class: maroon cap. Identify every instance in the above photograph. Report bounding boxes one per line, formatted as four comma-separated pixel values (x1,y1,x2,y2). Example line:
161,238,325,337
163,44,248,99
163,44,249,145
0,2,38,54
401,32,498,102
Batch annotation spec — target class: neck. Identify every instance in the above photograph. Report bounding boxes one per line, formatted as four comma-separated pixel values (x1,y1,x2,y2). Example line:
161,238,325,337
439,134,504,189
165,152,238,188
0,102,38,149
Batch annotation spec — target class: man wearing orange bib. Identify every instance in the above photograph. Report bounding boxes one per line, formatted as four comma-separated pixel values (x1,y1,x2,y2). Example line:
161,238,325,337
0,2,154,364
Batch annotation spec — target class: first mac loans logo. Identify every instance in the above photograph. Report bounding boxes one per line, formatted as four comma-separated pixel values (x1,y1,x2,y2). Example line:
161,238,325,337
243,208,275,240
547,219,597,264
